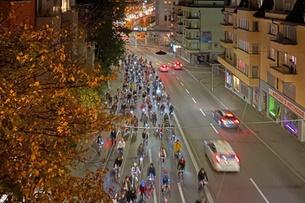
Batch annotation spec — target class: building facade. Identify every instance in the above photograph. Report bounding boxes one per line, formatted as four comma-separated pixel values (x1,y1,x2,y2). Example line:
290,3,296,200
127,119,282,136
218,0,305,142
173,0,224,64
155,0,176,28
0,0,35,26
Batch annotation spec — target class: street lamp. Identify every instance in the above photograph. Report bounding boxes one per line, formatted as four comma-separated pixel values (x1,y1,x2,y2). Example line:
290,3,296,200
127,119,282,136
208,62,221,92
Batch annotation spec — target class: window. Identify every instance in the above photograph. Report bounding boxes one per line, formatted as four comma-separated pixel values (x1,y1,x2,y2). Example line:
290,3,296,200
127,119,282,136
164,15,167,21
269,23,278,35
252,44,259,54
252,66,259,78
268,48,276,60
238,39,250,53
253,22,259,32
238,60,249,76
239,18,249,30
283,82,296,100
61,0,70,12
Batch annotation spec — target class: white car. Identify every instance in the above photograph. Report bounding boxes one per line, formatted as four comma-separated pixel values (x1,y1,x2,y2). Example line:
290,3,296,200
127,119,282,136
203,139,240,172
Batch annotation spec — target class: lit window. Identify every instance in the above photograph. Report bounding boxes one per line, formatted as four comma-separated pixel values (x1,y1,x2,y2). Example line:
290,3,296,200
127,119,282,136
61,0,70,12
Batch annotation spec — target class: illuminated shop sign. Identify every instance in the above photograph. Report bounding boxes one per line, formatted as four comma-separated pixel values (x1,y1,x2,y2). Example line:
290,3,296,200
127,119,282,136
269,88,305,120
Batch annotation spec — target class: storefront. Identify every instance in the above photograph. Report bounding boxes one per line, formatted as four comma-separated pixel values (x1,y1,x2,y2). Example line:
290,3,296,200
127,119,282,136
268,95,281,120
224,70,252,104
268,88,305,141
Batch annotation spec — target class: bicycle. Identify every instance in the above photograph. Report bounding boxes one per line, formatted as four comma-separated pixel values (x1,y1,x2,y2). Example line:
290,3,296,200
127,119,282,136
161,183,170,203
178,169,184,185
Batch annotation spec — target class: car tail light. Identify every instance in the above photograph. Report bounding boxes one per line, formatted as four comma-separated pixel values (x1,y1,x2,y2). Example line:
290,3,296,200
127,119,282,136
221,118,225,123
234,119,240,124
226,113,233,117
235,155,240,162
216,155,220,162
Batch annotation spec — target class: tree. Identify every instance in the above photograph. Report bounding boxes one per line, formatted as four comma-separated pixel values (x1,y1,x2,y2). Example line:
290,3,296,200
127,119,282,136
77,0,130,73
0,22,114,202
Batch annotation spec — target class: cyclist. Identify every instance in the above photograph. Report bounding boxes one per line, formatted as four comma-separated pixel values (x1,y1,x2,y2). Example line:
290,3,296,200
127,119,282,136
198,168,208,190
161,171,170,192
139,180,147,200
147,163,156,178
117,138,125,155
114,155,123,168
174,139,182,158
169,104,174,116
142,130,148,146
151,111,157,126
177,156,186,171
131,162,141,185
96,135,104,155
159,146,167,164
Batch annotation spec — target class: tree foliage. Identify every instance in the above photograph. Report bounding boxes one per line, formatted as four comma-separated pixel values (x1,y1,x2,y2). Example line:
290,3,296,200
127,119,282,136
78,0,130,72
0,23,114,202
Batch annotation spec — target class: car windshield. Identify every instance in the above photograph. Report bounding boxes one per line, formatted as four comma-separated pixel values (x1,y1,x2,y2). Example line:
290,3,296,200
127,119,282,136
219,153,236,160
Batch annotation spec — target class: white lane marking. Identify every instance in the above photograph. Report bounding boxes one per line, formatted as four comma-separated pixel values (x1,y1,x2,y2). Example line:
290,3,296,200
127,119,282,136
180,82,184,87
184,68,199,82
199,108,206,117
185,88,190,94
192,97,197,104
148,148,152,162
156,62,160,65
176,76,180,80
210,123,219,134
250,178,270,203
149,149,157,203
174,113,214,203
177,182,186,203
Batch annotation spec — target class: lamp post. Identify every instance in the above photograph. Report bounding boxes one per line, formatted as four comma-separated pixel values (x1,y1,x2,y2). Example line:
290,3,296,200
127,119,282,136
208,62,221,92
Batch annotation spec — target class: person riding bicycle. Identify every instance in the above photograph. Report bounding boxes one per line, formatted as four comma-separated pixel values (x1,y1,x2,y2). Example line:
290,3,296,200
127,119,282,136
131,162,141,180
114,155,123,168
198,168,208,187
137,143,145,158
147,163,156,178
160,103,165,113
177,156,186,171
139,180,147,198
169,104,174,115
174,139,182,156
163,112,169,122
159,146,167,163
97,135,104,145
151,111,157,126
161,171,170,194
117,139,125,155
142,130,148,144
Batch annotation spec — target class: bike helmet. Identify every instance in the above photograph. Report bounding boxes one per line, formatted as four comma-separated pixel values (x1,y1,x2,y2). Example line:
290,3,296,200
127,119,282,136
134,162,137,167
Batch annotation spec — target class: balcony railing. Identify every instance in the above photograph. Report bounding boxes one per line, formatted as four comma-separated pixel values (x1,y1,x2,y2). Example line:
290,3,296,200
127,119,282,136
186,16,200,19
270,65,297,75
220,22,233,26
272,33,297,45
185,36,199,40
221,39,233,43
185,26,200,30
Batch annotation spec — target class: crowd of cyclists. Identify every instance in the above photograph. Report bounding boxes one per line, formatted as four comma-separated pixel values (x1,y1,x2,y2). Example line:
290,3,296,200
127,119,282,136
98,54,208,202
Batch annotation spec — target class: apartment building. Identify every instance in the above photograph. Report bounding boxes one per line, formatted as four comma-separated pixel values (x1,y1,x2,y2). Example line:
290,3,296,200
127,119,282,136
36,0,95,68
218,0,305,142
173,0,223,64
155,0,176,28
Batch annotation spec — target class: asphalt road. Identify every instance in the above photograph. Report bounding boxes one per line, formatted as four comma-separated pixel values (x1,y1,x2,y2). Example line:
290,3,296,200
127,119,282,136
127,42,305,203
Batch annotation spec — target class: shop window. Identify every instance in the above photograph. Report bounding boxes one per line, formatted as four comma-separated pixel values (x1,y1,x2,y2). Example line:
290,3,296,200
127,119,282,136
268,96,281,119
233,76,241,92
283,108,298,136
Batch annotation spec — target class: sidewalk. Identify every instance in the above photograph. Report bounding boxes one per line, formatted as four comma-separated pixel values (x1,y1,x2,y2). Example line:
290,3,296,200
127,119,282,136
71,66,123,177
183,63,305,183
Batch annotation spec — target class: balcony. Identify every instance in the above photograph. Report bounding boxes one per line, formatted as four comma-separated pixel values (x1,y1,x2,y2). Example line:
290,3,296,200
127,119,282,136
185,26,200,30
185,16,200,20
234,48,260,64
220,39,233,49
236,28,259,42
177,12,183,17
270,34,297,53
217,55,259,87
185,36,200,41
269,65,297,83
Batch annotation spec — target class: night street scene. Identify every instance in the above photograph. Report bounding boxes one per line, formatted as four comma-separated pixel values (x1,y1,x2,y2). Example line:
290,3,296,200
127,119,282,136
1,0,305,202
